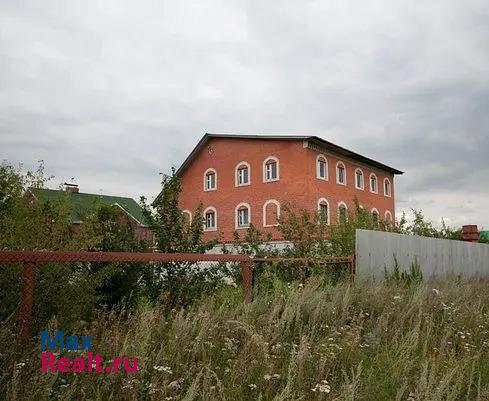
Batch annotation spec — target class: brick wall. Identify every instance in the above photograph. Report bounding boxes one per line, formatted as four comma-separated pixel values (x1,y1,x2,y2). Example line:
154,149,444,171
179,137,396,242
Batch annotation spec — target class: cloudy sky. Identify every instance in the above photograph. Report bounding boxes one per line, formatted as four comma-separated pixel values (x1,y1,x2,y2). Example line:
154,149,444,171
1,0,488,228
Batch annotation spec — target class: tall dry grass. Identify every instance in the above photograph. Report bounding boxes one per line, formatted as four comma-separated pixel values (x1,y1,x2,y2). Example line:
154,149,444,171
2,276,489,400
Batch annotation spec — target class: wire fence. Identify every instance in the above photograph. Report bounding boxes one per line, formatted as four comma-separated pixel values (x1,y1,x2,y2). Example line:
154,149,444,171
0,251,354,341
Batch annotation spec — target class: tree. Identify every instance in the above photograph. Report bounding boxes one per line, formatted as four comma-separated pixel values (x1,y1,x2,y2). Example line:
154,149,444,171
77,205,150,307
140,169,219,306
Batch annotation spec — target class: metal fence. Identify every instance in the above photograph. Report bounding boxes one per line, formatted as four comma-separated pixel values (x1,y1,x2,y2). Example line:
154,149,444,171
355,229,489,281
0,251,355,340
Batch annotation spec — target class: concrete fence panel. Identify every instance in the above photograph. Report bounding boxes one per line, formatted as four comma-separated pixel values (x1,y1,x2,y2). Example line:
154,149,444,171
355,229,489,281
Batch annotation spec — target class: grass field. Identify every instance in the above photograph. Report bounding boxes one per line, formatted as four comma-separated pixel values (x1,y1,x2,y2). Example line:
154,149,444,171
2,276,489,400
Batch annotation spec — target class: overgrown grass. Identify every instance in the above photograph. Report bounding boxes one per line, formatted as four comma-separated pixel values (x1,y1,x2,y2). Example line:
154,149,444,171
2,277,489,400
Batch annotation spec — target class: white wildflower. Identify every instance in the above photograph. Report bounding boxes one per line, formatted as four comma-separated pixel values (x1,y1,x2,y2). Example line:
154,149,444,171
154,366,173,374
249,383,257,390
263,374,272,380
312,380,331,393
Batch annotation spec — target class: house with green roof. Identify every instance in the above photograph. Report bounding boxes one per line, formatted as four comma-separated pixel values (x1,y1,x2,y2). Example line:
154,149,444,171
27,183,153,244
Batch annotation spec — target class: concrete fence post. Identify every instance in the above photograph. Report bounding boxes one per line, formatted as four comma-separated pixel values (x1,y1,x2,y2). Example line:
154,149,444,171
19,261,37,340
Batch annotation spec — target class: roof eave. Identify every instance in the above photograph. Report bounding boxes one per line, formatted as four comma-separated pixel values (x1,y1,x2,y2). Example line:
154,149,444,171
308,136,403,175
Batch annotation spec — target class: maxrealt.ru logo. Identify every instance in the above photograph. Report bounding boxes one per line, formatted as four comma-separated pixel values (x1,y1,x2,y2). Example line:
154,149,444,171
40,330,138,373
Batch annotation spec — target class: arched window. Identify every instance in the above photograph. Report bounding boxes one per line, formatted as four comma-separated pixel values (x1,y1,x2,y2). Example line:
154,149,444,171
369,173,378,193
263,156,279,182
204,168,217,191
385,210,393,222
316,155,328,180
336,161,346,185
355,168,364,190
384,178,392,197
263,199,280,227
235,203,251,229
203,206,217,231
338,202,348,222
235,161,250,187
182,210,192,225
317,198,330,225
371,208,379,223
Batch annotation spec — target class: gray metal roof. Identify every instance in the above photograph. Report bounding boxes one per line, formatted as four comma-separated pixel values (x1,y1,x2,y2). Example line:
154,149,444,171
176,133,404,176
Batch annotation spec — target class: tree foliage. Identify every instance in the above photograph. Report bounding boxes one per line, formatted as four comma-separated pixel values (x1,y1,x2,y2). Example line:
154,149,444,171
140,169,221,306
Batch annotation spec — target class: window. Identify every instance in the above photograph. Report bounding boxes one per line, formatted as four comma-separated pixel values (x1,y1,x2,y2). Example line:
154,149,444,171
203,207,217,231
182,210,192,225
371,208,379,223
235,162,250,186
355,168,364,190
263,199,280,227
236,203,251,229
263,156,279,182
316,155,328,180
336,162,346,185
385,210,393,222
338,202,348,221
384,178,391,197
370,173,378,193
204,168,217,191
317,198,330,225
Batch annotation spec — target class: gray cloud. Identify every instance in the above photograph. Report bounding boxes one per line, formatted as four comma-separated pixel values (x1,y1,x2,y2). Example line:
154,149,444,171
1,0,488,228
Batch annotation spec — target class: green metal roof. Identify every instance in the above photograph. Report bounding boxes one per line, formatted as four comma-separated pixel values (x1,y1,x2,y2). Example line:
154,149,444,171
480,231,489,242
29,188,148,226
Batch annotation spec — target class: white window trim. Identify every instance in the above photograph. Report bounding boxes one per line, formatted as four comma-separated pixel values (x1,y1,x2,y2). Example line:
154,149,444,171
316,154,328,181
203,206,217,231
235,161,251,187
182,210,192,224
337,201,348,220
371,208,379,218
263,199,280,227
235,202,251,229
385,210,393,222
263,156,280,183
383,178,392,197
317,197,330,225
369,173,378,194
336,161,347,185
203,168,217,191
354,168,364,190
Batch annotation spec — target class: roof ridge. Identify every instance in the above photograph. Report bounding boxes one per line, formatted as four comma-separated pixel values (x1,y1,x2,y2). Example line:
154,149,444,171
30,187,137,201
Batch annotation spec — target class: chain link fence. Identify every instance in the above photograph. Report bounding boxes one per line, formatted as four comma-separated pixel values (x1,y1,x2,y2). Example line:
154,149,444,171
0,251,353,341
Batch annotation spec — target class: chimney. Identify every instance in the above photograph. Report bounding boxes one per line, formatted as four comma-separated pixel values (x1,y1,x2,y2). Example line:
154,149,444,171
462,225,479,243
64,182,79,193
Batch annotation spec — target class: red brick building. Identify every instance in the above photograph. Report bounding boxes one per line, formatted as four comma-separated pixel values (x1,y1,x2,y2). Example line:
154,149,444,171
176,134,403,243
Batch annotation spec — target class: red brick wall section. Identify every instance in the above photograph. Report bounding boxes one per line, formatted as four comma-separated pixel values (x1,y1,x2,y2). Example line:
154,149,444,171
179,137,396,243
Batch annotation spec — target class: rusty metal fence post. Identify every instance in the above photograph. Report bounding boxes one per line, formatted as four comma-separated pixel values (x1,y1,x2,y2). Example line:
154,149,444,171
241,260,253,303
19,261,37,340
